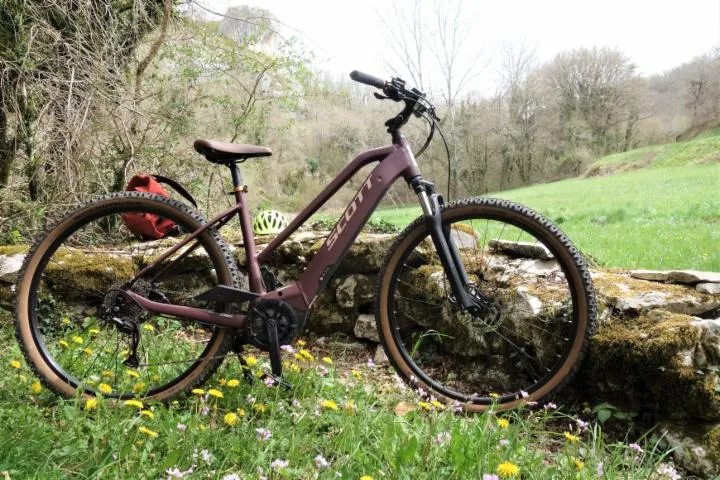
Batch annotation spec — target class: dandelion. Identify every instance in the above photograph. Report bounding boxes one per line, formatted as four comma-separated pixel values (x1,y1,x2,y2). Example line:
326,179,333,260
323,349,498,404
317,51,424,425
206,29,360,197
140,409,154,419
281,345,296,353
296,339,306,346
84,398,98,410
287,363,300,373
83,347,94,355
72,336,84,344
191,388,206,395
9,360,21,369
299,349,314,361
152,374,161,381
629,443,643,453
360,476,373,480
124,399,144,409
126,370,140,378
322,357,333,364
207,388,224,398
255,428,272,442
496,461,520,477
489,392,500,399
138,426,158,438
314,454,330,469
320,399,339,411
89,328,100,335
102,370,114,378
236,408,246,417
497,418,510,429
433,432,451,445
165,466,194,479
564,431,580,444
59,340,69,348
176,423,187,432
418,401,432,411
226,379,240,388
224,412,238,426
270,459,288,471
142,324,154,332
98,383,113,395
133,382,146,393
245,356,258,367
31,381,42,394
571,457,585,470
253,403,267,413
351,369,361,379
430,399,443,409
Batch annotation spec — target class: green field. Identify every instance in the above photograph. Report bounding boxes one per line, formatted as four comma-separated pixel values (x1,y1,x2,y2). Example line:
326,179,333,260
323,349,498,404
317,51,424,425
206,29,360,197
372,159,719,272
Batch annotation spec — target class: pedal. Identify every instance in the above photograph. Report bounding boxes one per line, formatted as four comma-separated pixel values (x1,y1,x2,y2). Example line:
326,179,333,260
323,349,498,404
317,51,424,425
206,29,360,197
196,285,260,304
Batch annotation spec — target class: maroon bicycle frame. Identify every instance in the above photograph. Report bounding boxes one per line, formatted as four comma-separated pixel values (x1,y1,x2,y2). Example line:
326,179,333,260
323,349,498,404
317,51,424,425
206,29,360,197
126,138,422,328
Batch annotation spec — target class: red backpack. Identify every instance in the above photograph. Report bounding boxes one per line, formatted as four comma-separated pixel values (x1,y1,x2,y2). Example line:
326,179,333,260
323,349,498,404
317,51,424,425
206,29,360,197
122,174,198,240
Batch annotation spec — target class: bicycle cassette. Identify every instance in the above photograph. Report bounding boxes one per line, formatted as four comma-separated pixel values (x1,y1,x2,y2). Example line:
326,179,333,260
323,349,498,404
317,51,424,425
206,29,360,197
245,299,305,350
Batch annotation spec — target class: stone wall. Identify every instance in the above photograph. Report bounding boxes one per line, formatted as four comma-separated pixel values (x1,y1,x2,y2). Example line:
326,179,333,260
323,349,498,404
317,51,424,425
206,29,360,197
2,235,720,476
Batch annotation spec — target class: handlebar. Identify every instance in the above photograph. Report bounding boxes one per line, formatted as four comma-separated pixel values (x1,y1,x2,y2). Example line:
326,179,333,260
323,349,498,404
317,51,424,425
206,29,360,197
349,70,387,89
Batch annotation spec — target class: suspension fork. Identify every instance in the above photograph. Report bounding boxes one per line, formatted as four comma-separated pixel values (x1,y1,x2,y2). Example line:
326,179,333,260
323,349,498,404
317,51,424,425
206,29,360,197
412,178,476,310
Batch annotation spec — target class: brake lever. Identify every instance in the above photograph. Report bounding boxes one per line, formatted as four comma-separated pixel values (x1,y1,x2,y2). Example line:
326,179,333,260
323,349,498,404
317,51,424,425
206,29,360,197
374,92,389,100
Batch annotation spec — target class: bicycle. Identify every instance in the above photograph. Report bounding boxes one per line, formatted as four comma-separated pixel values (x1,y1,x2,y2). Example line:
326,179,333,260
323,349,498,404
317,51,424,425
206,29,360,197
14,71,596,412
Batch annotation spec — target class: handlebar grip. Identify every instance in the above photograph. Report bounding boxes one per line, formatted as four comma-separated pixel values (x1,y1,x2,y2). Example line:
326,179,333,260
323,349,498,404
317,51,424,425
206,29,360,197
349,70,387,89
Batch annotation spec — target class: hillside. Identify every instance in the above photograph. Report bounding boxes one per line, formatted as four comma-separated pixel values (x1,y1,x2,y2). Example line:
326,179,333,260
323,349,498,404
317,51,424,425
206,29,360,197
372,132,720,271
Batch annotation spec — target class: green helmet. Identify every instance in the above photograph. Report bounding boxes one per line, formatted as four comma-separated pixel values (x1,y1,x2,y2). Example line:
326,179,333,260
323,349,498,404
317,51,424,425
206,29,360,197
253,210,288,235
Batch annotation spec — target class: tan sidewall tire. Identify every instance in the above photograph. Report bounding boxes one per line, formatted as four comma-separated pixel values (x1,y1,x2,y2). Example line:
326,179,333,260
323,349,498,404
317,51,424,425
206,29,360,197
376,199,594,412
15,193,238,401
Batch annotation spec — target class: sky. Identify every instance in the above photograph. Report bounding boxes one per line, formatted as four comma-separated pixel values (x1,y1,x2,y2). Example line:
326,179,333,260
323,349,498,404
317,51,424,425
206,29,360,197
193,0,720,95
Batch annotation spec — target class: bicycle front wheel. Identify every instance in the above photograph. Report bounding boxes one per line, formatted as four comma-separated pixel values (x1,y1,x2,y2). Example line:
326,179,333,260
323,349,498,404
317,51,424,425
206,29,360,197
15,192,241,401
376,197,596,412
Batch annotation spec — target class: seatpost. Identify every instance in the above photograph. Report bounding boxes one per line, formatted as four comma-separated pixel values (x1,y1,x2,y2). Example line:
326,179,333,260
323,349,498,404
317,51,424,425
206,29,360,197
228,161,264,293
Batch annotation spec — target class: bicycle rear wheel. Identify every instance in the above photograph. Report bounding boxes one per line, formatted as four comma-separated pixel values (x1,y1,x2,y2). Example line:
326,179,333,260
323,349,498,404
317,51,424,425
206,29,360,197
15,192,241,401
376,197,596,412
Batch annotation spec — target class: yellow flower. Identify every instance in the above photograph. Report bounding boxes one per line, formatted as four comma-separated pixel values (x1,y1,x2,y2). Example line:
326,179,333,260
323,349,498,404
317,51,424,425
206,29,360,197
497,418,510,429
320,399,339,411
140,409,154,419
288,363,300,373
489,392,500,399
322,357,333,364
418,401,432,411
72,336,84,344
430,400,443,409
126,370,140,378
360,476,373,480
236,408,246,417
59,340,69,348
124,399,144,409
138,426,158,438
31,381,42,394
9,360,21,369
89,328,100,335
351,369,361,379
299,349,314,361
345,399,357,413
207,389,224,398
253,403,267,413
133,382,146,393
142,324,154,332
191,388,205,395
296,339,306,346
84,398,98,410
102,370,114,378
226,379,240,388
496,461,520,477
98,383,113,395
245,356,258,367
151,374,161,381
83,347,94,355
571,457,585,470
62,317,71,325
218,378,227,386
224,412,238,426
564,431,580,444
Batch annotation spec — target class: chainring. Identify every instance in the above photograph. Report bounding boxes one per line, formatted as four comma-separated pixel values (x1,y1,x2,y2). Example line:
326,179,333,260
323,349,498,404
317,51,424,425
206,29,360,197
245,299,305,350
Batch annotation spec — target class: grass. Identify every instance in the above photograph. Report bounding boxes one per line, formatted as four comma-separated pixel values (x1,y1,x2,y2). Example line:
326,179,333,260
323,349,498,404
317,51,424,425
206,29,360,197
0,315,677,479
369,164,719,271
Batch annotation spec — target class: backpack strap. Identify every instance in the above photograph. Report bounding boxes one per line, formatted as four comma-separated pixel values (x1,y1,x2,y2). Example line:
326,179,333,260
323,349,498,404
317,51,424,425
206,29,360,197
152,174,198,208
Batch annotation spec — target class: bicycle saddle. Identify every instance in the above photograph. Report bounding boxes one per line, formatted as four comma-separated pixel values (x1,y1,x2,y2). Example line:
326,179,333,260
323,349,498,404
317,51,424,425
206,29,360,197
193,139,272,164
